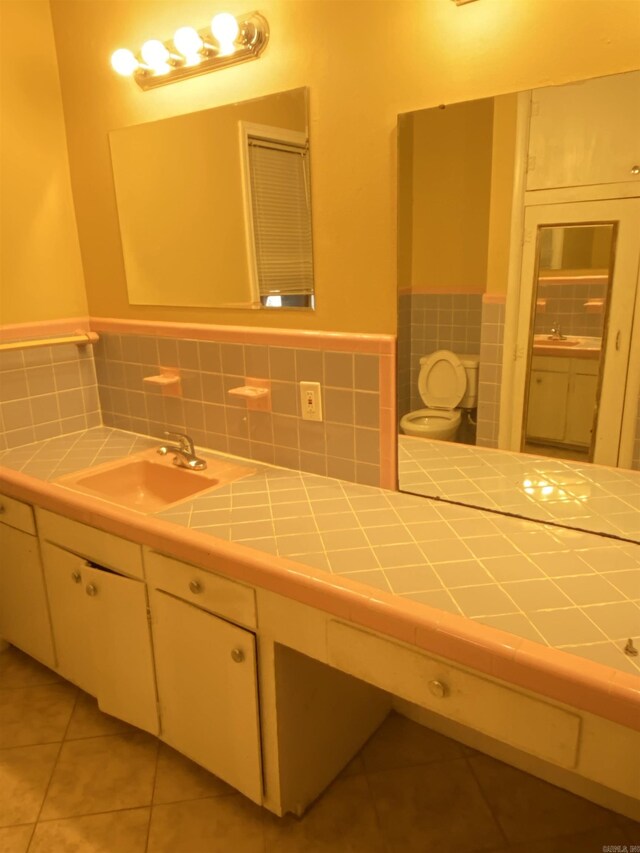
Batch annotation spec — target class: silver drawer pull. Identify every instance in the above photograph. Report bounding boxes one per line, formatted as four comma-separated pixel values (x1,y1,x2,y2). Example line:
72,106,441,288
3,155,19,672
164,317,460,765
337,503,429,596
231,648,245,663
428,679,448,699
189,580,202,594
71,571,82,584
86,583,98,597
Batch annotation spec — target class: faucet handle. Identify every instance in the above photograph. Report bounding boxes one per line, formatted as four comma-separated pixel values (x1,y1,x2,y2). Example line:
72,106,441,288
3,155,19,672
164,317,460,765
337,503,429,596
164,431,195,454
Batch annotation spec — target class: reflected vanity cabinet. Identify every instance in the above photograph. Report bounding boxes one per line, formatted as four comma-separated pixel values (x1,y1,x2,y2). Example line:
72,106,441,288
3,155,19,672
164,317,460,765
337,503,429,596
0,492,55,667
144,549,263,805
527,356,598,446
526,71,640,192
35,509,159,736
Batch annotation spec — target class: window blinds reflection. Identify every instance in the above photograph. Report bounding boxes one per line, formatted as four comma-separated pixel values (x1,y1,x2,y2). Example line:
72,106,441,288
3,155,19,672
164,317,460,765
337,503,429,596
247,137,314,305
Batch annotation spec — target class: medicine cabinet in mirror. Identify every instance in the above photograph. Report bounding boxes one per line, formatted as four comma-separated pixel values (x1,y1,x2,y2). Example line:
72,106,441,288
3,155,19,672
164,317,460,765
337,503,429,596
109,87,314,310
397,70,640,539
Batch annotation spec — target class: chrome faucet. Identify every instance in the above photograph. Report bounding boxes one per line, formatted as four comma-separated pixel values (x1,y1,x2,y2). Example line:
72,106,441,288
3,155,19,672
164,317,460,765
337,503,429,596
157,431,207,471
548,321,567,341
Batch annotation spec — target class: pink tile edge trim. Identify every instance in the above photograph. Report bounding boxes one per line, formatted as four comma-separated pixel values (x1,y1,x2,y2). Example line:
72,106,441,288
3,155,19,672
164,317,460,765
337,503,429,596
378,350,398,491
1,465,637,732
482,293,507,305
0,317,91,343
90,317,396,355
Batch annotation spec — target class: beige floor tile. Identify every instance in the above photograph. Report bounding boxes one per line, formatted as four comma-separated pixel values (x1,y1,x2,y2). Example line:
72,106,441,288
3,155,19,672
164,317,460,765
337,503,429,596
28,808,150,853
264,774,385,853
0,648,61,690
360,712,464,772
0,684,77,748
0,824,33,853
495,823,637,852
469,754,618,844
153,744,234,804
65,692,134,740
338,753,365,779
40,733,158,821
147,795,264,853
0,743,59,827
367,758,505,853
616,813,640,839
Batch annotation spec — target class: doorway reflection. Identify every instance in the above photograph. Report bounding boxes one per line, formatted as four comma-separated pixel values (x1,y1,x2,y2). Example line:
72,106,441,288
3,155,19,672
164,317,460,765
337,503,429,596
522,223,616,462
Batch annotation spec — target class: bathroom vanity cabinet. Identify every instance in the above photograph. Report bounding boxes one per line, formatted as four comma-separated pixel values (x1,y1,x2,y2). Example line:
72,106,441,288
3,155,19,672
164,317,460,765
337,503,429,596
0,492,55,667
1,490,638,820
527,355,598,446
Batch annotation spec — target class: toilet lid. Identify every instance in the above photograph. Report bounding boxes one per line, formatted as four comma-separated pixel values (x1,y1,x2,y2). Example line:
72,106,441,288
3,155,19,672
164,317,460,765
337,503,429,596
418,350,467,409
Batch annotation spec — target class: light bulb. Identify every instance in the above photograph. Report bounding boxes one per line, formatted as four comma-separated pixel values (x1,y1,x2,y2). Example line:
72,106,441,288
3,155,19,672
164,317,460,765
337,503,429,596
110,48,138,76
141,39,170,72
173,26,203,62
211,12,239,55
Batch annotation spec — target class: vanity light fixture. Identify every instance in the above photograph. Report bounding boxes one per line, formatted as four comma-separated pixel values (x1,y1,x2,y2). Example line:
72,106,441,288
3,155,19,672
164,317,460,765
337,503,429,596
110,10,269,90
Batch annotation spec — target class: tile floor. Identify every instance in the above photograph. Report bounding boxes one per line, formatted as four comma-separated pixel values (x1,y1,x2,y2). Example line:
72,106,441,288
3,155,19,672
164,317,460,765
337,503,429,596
1,646,638,853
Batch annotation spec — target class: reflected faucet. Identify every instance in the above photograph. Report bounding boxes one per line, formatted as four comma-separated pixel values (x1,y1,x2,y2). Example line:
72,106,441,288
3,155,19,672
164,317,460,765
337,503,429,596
548,321,567,341
157,431,207,471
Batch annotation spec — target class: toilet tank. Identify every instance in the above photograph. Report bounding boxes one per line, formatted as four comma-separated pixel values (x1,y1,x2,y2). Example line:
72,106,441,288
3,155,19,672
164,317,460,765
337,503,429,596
459,355,480,408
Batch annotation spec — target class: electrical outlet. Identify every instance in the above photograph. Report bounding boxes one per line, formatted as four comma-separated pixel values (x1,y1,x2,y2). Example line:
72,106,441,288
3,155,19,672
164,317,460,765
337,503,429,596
300,381,323,421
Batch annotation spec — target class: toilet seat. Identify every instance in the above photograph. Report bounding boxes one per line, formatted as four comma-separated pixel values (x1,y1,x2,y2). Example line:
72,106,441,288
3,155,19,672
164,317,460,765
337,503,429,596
399,408,461,440
418,350,467,410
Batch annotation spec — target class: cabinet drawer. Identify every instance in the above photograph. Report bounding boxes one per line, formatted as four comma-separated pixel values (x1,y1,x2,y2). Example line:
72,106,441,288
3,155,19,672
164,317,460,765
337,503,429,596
36,509,143,580
327,621,580,769
0,492,36,535
530,355,570,373
145,549,256,630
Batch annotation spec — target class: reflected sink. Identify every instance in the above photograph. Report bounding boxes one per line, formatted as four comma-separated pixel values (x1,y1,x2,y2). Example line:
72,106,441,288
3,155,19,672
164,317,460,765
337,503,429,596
533,337,581,348
55,449,255,513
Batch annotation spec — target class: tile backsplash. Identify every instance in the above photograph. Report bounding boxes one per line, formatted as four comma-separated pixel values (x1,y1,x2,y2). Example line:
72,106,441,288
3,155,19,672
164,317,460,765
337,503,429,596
476,298,506,449
0,343,101,451
94,332,385,487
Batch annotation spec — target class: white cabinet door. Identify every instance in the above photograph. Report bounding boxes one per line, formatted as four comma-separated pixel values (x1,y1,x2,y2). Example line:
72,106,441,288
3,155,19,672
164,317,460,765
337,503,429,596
0,524,55,667
41,542,158,734
526,370,569,441
83,565,158,735
565,373,598,446
151,590,262,804
527,71,640,191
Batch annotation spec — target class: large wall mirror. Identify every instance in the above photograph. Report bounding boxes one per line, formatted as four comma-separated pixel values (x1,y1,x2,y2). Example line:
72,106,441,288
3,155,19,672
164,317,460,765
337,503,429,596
109,87,314,310
397,70,640,542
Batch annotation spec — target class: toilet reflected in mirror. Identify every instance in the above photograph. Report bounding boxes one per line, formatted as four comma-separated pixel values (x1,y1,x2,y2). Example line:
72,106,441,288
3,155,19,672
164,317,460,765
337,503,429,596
399,350,479,443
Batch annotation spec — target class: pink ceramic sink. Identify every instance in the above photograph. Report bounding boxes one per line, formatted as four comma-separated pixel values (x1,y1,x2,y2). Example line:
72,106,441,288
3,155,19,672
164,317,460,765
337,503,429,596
533,337,581,348
55,449,255,513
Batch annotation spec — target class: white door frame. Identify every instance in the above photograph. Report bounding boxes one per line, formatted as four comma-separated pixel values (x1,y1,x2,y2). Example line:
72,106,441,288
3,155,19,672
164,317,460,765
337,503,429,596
505,198,640,467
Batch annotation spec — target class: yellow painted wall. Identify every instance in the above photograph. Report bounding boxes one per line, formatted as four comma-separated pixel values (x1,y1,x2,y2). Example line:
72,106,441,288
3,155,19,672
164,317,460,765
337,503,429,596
0,0,87,325
34,1,640,332
409,99,493,293
486,93,519,295
109,89,306,308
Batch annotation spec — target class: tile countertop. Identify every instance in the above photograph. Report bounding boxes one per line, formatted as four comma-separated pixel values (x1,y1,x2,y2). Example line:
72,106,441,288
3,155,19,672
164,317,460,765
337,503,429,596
1,428,639,731
399,435,640,542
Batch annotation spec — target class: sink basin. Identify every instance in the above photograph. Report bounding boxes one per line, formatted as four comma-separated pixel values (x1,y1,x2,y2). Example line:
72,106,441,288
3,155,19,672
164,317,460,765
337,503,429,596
533,337,581,348
55,449,255,513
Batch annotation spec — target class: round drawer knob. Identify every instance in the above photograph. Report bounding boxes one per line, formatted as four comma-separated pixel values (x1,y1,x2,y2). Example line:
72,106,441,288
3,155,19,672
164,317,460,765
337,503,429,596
71,571,82,584
0,504,5,514
189,580,202,594
631,165,640,175
428,679,448,699
231,648,245,663
85,583,98,597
